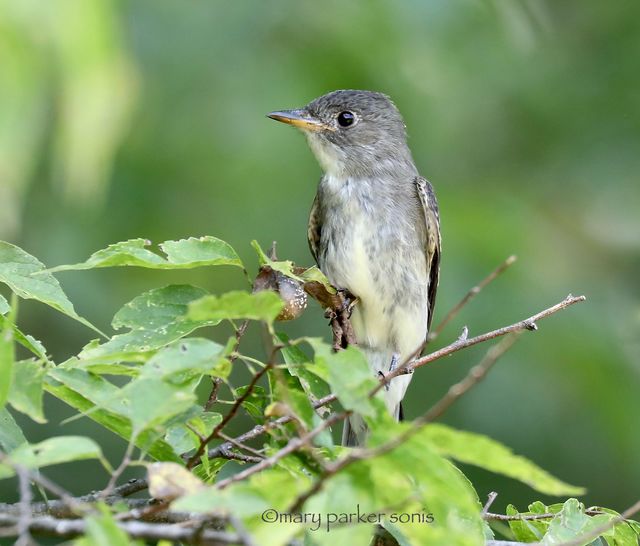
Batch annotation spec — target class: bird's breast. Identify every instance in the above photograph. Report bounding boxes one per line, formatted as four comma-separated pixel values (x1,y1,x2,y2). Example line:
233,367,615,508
317,176,428,355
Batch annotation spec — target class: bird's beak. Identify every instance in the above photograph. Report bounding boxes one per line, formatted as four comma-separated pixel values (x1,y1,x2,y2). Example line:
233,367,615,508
266,109,331,132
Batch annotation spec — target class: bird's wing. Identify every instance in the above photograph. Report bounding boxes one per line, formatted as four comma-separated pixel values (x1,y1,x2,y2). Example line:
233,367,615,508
307,191,322,264
415,176,441,330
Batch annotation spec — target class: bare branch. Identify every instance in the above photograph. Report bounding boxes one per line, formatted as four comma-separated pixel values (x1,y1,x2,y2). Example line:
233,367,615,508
0,514,241,545
385,294,586,384
429,255,517,342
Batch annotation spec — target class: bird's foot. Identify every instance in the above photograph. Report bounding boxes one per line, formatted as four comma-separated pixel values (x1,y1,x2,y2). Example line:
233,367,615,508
336,289,358,318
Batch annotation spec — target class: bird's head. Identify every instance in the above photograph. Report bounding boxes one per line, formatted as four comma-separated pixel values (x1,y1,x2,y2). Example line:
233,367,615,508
268,90,414,178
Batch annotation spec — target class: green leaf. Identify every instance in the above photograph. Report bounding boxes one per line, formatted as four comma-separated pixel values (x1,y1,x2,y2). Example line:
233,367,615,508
251,240,304,281
80,285,217,361
125,377,196,436
0,311,14,409
0,313,49,362
277,333,331,403
44,374,181,463
0,294,8,315
8,359,46,423
0,407,27,452
307,339,378,417
48,236,243,272
140,338,231,383
165,412,222,454
0,241,102,335
0,436,108,479
506,503,548,541
300,422,485,546
299,266,336,294
423,423,585,496
542,499,598,545
187,290,284,324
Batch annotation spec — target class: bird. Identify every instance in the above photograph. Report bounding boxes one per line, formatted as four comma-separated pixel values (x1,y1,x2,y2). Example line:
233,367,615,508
267,90,441,446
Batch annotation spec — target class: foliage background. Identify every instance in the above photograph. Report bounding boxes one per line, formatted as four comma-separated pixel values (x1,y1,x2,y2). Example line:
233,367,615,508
0,0,638,517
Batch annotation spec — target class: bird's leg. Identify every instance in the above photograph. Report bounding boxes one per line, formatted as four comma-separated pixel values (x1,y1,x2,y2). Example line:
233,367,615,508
336,289,358,318
388,353,399,373
377,354,400,392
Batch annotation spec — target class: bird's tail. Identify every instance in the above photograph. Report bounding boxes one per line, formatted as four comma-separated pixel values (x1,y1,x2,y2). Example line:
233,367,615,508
341,402,404,447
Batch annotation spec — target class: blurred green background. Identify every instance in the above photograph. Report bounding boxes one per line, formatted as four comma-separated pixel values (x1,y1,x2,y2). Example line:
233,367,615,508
1,0,638,517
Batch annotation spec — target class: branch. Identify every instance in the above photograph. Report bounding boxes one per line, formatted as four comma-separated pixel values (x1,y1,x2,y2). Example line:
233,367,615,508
0,514,241,545
429,254,517,342
205,294,586,465
385,293,586,383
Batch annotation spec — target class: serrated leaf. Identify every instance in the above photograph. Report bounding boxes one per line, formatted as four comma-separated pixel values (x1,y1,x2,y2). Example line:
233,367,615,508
0,241,102,335
278,333,331,403
140,338,231,383
0,436,108,479
8,359,46,423
187,290,284,324
0,294,8,315
0,314,48,361
48,236,242,272
44,374,182,463
423,423,585,496
307,339,378,417
0,407,27,452
80,285,217,361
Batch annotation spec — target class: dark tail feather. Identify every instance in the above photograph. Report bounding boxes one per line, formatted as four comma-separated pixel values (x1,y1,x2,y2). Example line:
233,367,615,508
342,403,404,447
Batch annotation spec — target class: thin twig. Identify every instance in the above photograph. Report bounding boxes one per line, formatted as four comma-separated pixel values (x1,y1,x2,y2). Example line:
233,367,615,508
415,332,522,423
483,491,498,516
217,432,265,459
384,294,586,384
205,321,249,412
429,255,517,342
215,411,349,490
187,344,282,469
102,440,136,498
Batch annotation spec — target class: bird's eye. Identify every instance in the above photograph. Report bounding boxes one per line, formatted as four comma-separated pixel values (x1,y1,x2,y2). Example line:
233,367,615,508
336,111,355,127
